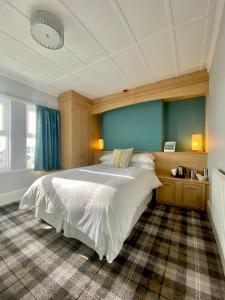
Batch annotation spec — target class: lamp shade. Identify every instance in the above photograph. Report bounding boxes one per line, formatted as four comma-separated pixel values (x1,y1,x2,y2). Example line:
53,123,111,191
192,134,203,151
31,10,64,50
98,139,104,150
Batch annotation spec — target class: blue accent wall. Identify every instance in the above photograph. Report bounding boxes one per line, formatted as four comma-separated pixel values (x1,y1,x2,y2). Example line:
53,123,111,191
102,97,205,152
165,97,205,151
102,100,164,151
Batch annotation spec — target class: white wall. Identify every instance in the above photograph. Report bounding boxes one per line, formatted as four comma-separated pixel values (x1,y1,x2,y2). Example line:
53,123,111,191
0,75,57,107
0,75,58,205
206,4,225,273
207,6,225,174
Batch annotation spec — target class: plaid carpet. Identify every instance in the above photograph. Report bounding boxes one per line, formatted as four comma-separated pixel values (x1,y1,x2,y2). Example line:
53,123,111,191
0,203,224,300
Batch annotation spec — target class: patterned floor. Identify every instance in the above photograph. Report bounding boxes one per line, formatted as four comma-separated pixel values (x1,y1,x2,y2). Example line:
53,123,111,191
0,203,224,300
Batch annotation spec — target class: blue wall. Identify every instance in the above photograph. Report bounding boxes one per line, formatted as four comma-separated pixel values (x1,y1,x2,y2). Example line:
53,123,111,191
165,97,205,151
102,100,164,151
102,97,205,151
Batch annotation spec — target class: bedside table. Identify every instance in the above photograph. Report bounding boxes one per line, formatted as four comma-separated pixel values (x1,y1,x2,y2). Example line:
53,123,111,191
156,174,209,211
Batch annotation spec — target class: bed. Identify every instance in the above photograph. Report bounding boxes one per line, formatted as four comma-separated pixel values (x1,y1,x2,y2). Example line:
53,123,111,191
20,164,161,263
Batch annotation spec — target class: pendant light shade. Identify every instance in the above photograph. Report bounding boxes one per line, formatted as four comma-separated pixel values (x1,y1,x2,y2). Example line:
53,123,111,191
31,10,64,50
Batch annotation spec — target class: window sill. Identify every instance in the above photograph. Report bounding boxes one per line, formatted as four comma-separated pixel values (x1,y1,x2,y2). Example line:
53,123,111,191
0,168,34,176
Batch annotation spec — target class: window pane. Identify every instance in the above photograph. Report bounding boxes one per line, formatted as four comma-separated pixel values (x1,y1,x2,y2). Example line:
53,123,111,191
28,110,36,135
27,137,35,169
0,135,7,169
0,104,3,131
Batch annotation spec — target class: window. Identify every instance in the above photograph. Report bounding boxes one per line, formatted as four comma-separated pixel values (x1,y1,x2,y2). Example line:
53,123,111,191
0,99,10,171
26,106,36,169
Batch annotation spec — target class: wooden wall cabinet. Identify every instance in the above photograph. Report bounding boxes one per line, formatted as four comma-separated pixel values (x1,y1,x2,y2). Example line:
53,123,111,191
157,175,209,211
58,90,100,169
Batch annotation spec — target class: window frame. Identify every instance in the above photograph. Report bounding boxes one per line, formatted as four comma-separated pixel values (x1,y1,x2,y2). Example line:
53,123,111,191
0,98,11,172
26,105,36,169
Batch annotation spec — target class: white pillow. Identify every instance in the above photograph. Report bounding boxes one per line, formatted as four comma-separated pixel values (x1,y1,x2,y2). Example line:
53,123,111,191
101,160,155,170
99,153,113,162
101,161,112,166
130,153,155,164
100,152,155,164
130,162,155,171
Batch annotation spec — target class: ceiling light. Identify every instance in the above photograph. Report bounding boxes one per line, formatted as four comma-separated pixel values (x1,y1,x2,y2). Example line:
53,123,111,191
31,10,64,50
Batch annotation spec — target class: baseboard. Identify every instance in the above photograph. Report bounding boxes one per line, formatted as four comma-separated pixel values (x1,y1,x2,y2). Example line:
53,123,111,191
208,201,225,274
0,188,27,207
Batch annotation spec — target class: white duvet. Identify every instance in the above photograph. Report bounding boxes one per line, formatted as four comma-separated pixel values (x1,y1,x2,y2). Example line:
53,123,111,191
20,164,161,262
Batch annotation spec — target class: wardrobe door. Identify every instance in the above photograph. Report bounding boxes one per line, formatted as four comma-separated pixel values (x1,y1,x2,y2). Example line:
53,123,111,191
72,103,90,168
59,97,72,169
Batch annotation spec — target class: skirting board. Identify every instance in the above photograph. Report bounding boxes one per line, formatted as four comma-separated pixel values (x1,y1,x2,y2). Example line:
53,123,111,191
208,201,225,274
0,188,27,207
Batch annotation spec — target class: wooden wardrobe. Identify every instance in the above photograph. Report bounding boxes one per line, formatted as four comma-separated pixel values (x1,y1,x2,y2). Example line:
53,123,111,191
58,90,99,169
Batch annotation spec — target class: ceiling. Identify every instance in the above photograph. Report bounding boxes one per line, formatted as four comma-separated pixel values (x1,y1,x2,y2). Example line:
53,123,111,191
0,0,222,99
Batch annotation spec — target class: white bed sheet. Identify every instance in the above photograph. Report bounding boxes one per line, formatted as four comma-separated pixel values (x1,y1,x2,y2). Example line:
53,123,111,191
20,164,161,262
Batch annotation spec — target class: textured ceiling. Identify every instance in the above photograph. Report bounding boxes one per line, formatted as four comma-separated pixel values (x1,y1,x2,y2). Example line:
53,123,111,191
0,0,222,99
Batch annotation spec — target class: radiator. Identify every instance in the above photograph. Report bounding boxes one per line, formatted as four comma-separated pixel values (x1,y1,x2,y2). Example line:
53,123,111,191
211,168,225,271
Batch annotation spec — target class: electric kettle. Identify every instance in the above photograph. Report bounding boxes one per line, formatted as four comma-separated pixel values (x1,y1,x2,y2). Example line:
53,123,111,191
177,166,186,178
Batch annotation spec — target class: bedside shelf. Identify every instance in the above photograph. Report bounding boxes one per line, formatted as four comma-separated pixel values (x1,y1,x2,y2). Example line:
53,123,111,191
156,174,209,211
158,174,209,184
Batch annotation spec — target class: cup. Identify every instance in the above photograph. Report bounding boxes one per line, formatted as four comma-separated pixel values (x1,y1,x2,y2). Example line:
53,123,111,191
171,168,177,177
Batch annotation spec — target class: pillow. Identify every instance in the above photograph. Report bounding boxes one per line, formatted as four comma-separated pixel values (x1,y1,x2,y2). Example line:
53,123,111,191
112,148,133,168
100,152,155,162
130,153,155,164
130,162,155,171
101,161,112,166
99,153,113,162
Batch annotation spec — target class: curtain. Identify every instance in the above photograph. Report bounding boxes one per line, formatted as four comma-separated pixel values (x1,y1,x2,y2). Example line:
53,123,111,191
34,105,61,171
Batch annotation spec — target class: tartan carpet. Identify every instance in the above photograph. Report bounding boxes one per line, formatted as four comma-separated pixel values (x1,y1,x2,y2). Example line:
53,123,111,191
0,203,224,300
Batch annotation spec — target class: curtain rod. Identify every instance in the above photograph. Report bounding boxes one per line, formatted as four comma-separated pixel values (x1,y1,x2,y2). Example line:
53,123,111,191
0,91,58,110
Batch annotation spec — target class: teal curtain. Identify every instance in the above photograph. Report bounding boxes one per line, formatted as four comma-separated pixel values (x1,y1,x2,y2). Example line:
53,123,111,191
34,105,61,171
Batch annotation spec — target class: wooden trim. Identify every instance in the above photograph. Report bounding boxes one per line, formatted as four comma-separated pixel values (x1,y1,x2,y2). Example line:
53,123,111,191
92,70,209,114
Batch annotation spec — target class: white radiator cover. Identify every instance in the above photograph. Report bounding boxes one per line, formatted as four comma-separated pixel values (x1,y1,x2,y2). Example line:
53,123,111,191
210,168,225,272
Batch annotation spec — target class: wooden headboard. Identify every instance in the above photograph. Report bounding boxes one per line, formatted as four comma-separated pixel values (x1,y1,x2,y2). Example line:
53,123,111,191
94,151,208,175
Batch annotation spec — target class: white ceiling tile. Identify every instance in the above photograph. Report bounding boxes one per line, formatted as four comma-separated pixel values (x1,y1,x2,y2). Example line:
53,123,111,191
0,0,7,10
48,73,94,98
0,5,70,78
62,0,133,54
90,58,133,91
113,47,152,86
74,68,116,97
7,0,106,64
41,48,83,73
65,25,106,64
0,0,219,98
117,0,169,41
0,54,51,87
176,19,206,72
171,0,208,27
140,33,176,80
0,32,66,80
52,68,116,98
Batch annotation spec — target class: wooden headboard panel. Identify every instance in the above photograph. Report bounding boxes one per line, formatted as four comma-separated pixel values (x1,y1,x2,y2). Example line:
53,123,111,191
94,151,208,175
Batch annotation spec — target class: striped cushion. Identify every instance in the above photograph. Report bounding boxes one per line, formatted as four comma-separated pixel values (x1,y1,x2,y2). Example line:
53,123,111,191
112,148,133,168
